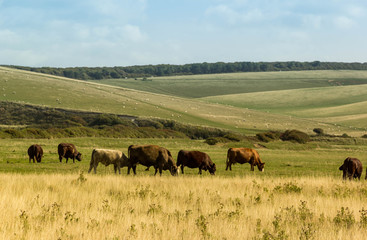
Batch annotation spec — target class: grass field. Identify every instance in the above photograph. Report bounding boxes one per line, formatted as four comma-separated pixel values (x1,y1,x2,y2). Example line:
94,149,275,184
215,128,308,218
2,67,367,239
89,70,367,98
2,173,367,239
1,137,367,178
2,67,367,136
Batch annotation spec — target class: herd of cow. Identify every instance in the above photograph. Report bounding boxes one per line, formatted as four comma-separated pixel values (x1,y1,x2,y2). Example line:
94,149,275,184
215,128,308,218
27,143,364,180
27,143,265,176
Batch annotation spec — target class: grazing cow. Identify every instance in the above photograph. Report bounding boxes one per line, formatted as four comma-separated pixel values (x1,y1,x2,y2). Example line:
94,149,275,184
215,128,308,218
176,150,216,175
88,149,129,174
58,143,82,163
27,144,43,163
128,145,178,176
339,157,362,180
226,148,265,171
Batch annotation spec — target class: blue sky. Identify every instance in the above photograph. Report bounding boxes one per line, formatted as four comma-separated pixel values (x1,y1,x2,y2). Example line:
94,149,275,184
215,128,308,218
0,0,366,67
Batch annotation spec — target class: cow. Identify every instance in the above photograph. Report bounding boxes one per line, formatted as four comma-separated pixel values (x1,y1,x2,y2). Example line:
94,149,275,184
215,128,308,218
27,144,43,163
127,145,178,176
226,148,265,172
339,157,362,180
176,150,216,175
58,143,82,163
88,149,129,174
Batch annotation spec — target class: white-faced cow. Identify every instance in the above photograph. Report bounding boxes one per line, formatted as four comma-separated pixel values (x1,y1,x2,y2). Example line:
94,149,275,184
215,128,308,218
88,148,129,174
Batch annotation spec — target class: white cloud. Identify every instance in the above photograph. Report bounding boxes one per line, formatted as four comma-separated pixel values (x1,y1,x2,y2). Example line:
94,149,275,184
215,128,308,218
302,14,323,29
334,16,355,29
205,4,264,24
122,24,145,42
346,5,365,18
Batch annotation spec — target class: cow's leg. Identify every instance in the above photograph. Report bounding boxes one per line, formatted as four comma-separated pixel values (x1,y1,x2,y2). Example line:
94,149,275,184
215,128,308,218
348,171,353,181
198,168,202,175
154,167,158,176
181,165,184,174
88,161,93,173
114,164,117,174
251,164,255,171
73,157,75,163
159,167,163,176
132,165,137,175
65,158,69,163
116,162,121,174
29,156,32,163
127,166,131,174
225,163,229,171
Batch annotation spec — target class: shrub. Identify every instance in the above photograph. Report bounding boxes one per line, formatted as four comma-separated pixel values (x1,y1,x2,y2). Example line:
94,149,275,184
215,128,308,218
257,131,282,142
313,128,324,135
280,130,310,144
205,138,219,145
341,133,350,138
223,133,242,142
89,114,128,126
333,207,355,228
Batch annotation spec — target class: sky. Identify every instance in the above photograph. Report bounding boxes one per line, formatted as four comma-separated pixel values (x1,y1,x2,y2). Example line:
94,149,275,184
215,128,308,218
0,0,366,67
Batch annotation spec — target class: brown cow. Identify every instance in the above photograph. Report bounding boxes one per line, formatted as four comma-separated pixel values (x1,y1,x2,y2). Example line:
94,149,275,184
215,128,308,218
177,150,216,175
127,145,178,176
27,144,43,163
339,157,362,180
226,148,265,171
88,149,129,174
58,143,82,163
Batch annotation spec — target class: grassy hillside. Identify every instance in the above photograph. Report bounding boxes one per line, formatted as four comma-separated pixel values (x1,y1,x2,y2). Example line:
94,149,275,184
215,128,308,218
202,84,367,130
89,70,367,98
1,66,347,135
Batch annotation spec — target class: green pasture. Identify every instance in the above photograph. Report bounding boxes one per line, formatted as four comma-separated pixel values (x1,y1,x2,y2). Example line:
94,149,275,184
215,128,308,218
1,137,367,178
2,67,367,135
89,70,367,98
0,67,347,135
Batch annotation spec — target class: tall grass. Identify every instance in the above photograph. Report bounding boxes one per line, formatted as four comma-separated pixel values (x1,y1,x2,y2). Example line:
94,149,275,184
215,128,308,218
1,173,367,239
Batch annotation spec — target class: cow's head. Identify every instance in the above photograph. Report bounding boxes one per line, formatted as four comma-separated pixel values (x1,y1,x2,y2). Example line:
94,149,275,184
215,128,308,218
257,162,265,172
209,163,216,175
170,165,179,176
76,152,82,161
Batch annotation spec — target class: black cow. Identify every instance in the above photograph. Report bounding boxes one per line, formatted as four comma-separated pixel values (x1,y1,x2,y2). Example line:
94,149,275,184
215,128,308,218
176,150,216,175
58,143,82,163
28,144,43,163
339,157,362,180
127,145,178,176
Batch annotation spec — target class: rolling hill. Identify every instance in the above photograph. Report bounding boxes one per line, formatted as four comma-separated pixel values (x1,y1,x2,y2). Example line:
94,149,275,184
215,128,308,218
1,66,366,136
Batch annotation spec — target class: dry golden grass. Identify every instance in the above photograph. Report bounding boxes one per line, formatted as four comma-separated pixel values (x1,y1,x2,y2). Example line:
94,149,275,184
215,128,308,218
2,173,367,239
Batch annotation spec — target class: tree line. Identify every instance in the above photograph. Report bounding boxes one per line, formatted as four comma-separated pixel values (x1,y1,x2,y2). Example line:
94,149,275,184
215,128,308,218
5,61,367,80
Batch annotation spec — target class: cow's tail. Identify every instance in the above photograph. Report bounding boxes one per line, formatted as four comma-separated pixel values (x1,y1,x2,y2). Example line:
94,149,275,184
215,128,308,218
90,149,96,166
128,145,134,159
226,148,231,170
176,150,182,166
